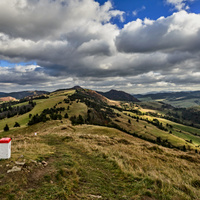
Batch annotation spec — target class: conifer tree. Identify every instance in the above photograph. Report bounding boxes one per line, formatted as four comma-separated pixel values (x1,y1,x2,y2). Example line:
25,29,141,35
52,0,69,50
4,124,9,131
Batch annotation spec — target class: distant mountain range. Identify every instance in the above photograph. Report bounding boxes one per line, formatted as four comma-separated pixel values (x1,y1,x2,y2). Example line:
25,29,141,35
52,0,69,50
0,87,140,102
0,90,49,99
98,89,140,102
135,90,200,101
2,88,200,105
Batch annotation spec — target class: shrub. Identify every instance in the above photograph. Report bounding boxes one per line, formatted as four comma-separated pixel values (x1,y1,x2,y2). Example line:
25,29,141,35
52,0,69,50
4,124,9,132
70,115,84,125
14,122,20,127
64,113,68,118
191,179,200,188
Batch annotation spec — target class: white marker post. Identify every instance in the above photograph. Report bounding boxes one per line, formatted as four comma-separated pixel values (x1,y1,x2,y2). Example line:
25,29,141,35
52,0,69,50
0,138,11,159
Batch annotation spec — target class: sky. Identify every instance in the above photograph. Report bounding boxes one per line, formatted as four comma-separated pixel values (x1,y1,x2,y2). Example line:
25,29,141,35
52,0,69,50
0,0,200,94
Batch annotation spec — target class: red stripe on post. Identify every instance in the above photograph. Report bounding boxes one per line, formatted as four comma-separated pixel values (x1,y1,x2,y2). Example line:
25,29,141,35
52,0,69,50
0,138,11,143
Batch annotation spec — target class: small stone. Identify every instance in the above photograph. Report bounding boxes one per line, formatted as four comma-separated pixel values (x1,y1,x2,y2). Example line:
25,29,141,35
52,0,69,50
15,161,25,166
41,161,48,167
89,195,102,199
50,180,53,184
7,166,22,173
6,164,9,167
31,160,37,165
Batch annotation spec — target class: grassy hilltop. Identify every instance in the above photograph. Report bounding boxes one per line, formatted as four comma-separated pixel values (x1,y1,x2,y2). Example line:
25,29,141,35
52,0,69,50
0,88,200,200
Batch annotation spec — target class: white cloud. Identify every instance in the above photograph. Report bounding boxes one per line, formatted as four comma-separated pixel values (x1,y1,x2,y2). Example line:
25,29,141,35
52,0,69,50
0,0,123,40
0,0,199,93
116,11,200,53
132,6,146,16
15,65,40,73
166,0,194,11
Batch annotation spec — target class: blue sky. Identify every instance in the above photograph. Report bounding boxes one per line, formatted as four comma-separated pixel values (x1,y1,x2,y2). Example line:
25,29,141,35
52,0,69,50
0,0,200,93
97,0,200,26
0,60,36,67
98,0,170,25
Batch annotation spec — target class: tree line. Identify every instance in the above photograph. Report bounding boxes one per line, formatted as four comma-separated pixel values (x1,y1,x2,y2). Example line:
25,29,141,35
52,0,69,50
0,101,36,120
28,107,66,125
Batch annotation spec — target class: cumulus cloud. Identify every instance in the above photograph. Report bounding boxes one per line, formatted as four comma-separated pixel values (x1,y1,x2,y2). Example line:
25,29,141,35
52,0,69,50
0,0,200,93
0,0,124,40
0,0,122,76
116,11,200,53
0,65,52,85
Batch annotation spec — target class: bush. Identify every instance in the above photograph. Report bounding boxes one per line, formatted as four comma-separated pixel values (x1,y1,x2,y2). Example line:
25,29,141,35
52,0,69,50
64,113,68,118
4,124,9,132
191,179,200,188
70,115,84,125
14,122,20,127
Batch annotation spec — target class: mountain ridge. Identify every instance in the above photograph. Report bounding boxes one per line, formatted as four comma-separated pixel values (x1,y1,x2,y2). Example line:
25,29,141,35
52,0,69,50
135,90,200,100
0,90,49,99
97,89,140,102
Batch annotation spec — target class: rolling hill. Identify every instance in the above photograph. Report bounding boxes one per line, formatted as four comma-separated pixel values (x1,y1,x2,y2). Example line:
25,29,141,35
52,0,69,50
0,90,49,99
0,96,17,102
0,87,200,199
98,89,140,102
135,90,200,100
136,90,200,108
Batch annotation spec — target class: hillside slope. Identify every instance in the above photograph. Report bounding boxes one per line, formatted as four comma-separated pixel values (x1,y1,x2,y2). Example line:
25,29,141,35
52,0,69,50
0,96,17,102
0,121,200,200
1,88,200,150
0,88,200,199
136,90,200,100
136,90,200,108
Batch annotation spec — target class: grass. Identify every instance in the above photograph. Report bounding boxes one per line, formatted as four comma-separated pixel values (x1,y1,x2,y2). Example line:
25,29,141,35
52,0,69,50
1,89,200,199
0,90,76,131
0,121,200,199
157,118,200,146
122,110,200,150
139,97,200,108
1,89,199,152
163,98,200,108
122,111,197,149
67,101,88,118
